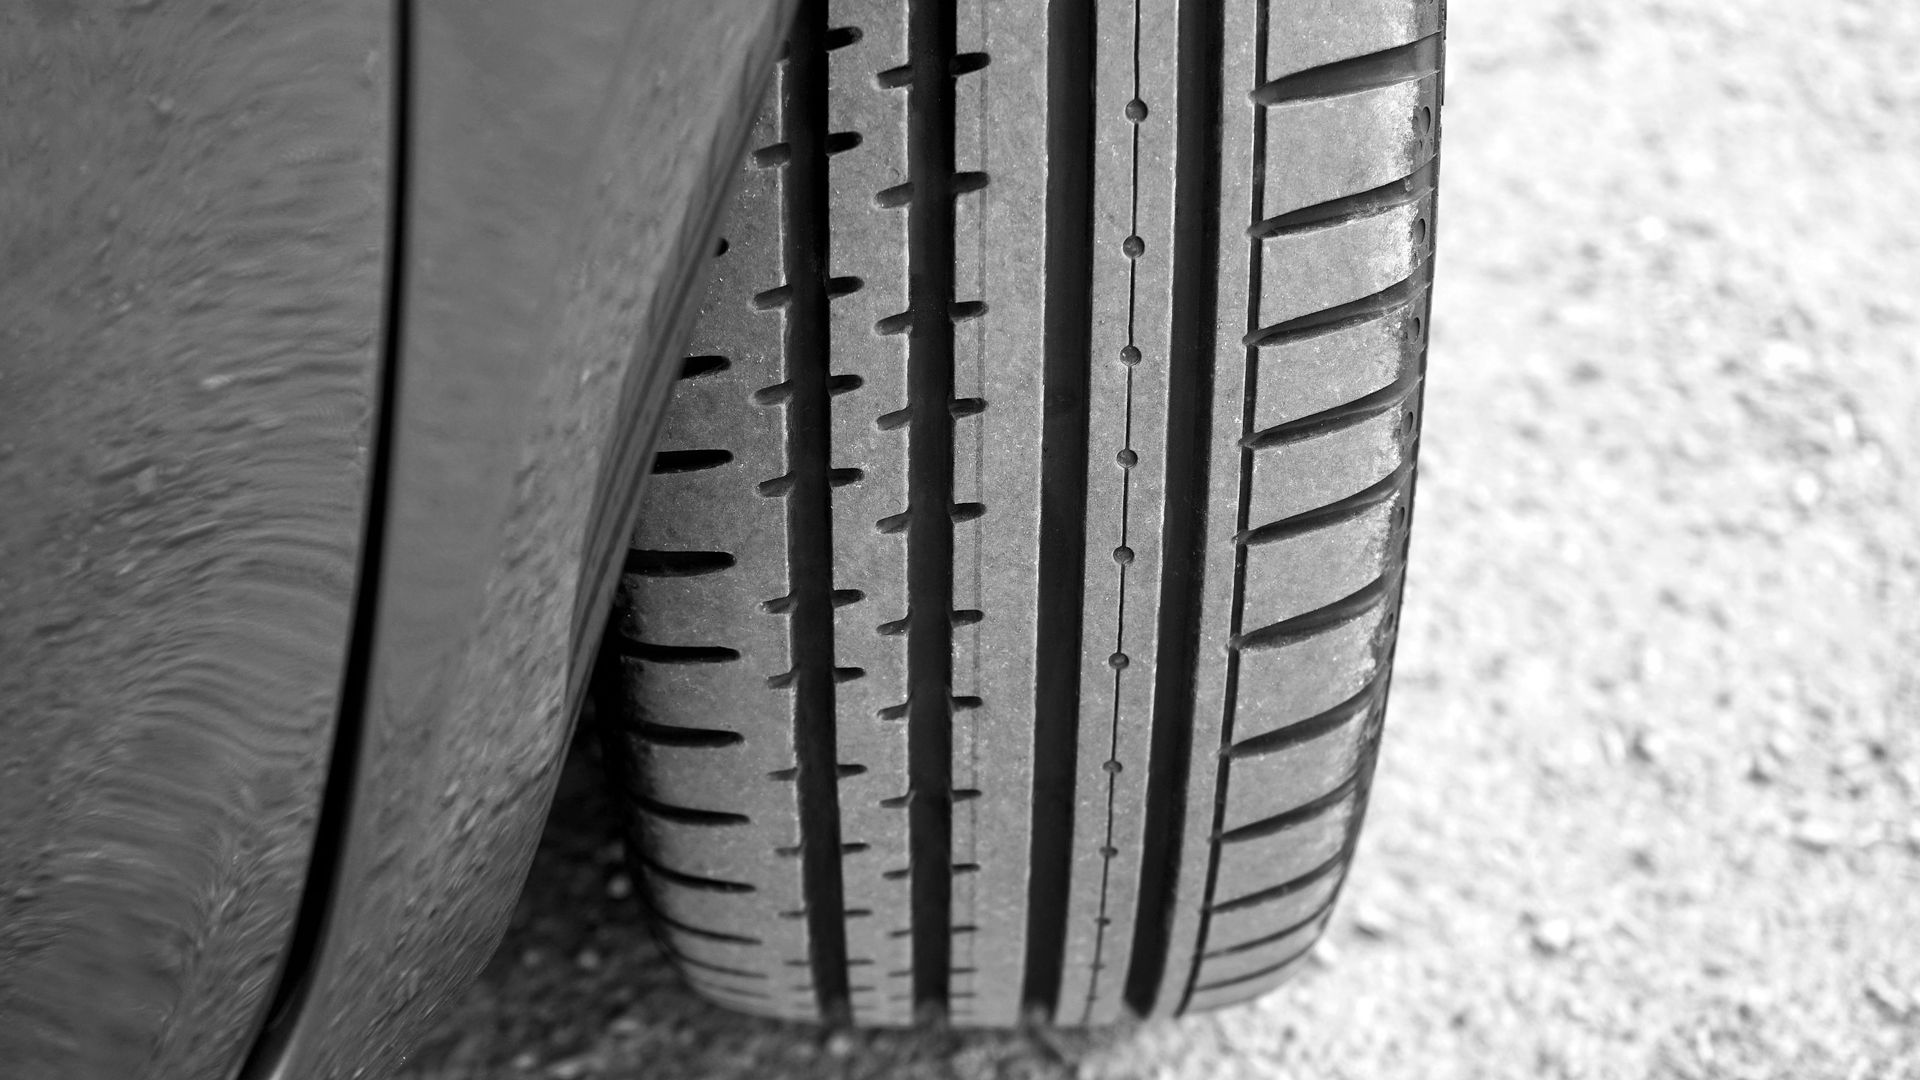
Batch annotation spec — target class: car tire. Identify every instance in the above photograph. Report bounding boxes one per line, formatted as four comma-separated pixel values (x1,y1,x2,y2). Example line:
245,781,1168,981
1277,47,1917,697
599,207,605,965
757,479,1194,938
597,0,1443,1028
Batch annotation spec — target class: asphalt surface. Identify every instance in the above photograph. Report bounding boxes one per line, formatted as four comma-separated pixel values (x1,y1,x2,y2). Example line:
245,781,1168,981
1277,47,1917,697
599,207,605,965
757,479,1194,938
398,1,1920,1077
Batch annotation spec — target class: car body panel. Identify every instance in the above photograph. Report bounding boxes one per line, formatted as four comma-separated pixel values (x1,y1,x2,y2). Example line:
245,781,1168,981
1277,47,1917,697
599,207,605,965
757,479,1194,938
3,1,793,1077
0,2,388,1077
245,2,794,1077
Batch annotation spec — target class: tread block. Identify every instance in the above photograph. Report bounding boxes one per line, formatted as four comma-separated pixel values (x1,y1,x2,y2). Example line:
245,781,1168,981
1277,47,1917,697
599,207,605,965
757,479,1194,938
1245,401,1412,524
624,656,794,747
1263,75,1440,217
1257,193,1435,329
1221,721,1377,835
1267,0,1442,81
1192,907,1330,988
644,880,772,932
1184,945,1315,1013
626,571,773,641
641,810,801,882
1251,284,1428,431
1238,493,1403,632
1230,598,1393,745
1210,793,1357,906
1203,861,1344,955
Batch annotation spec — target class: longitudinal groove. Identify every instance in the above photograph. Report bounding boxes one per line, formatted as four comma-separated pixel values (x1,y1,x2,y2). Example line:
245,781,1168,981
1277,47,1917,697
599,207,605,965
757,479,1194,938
1022,0,1091,982
1249,33,1440,106
1126,0,1220,1016
778,0,852,1022
1180,0,1268,1014
903,0,959,1016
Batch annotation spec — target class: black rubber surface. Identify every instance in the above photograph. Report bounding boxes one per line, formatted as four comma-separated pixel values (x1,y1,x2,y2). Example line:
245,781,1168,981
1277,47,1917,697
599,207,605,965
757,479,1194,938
600,0,1444,1028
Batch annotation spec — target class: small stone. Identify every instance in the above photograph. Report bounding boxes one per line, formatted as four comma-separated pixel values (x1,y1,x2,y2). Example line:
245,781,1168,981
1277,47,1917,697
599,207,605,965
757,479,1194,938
1531,918,1574,955
608,1015,643,1038
132,467,158,497
1116,448,1138,468
1107,652,1129,670
825,1031,857,1058
1791,821,1845,852
511,1051,539,1072
1122,235,1145,259
1120,344,1142,366
1629,729,1664,764
605,873,633,900
548,1058,590,1080
1124,98,1148,122
1790,473,1823,508
575,948,603,972
1351,903,1394,940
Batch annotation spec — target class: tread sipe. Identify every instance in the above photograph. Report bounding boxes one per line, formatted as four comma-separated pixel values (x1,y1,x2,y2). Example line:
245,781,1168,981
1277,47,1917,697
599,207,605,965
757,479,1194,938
600,0,1443,1028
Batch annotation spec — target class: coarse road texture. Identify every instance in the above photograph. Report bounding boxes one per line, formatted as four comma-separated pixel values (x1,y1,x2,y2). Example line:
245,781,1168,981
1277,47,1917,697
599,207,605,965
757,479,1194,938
399,0,1920,1077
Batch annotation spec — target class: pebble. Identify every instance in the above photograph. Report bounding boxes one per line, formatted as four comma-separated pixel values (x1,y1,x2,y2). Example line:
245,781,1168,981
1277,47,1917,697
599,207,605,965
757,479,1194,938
1351,903,1395,940
575,948,603,973
605,873,633,901
1791,821,1845,852
825,1032,857,1058
608,1015,642,1038
510,1051,538,1072
1531,918,1574,955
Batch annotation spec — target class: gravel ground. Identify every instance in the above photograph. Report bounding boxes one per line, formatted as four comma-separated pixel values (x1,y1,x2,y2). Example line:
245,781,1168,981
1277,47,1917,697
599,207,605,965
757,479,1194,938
398,1,1920,1077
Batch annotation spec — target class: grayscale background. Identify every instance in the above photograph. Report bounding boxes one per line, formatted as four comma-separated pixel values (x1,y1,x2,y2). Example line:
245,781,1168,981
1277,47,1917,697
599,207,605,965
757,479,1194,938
398,0,1920,1076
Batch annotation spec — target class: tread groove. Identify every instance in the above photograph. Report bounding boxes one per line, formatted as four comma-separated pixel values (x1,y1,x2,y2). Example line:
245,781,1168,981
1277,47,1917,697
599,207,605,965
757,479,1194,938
624,549,736,578
1250,33,1440,106
1216,772,1358,843
1234,462,1410,546
651,448,736,474
1243,273,1427,349
1230,573,1391,652
1226,671,1385,759
637,852,760,894
1239,369,1420,449
629,719,747,750
1249,160,1436,239
633,792,752,827
1206,845,1346,915
901,0,961,1017
1127,0,1222,1018
777,0,853,1022
1024,0,1095,1020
